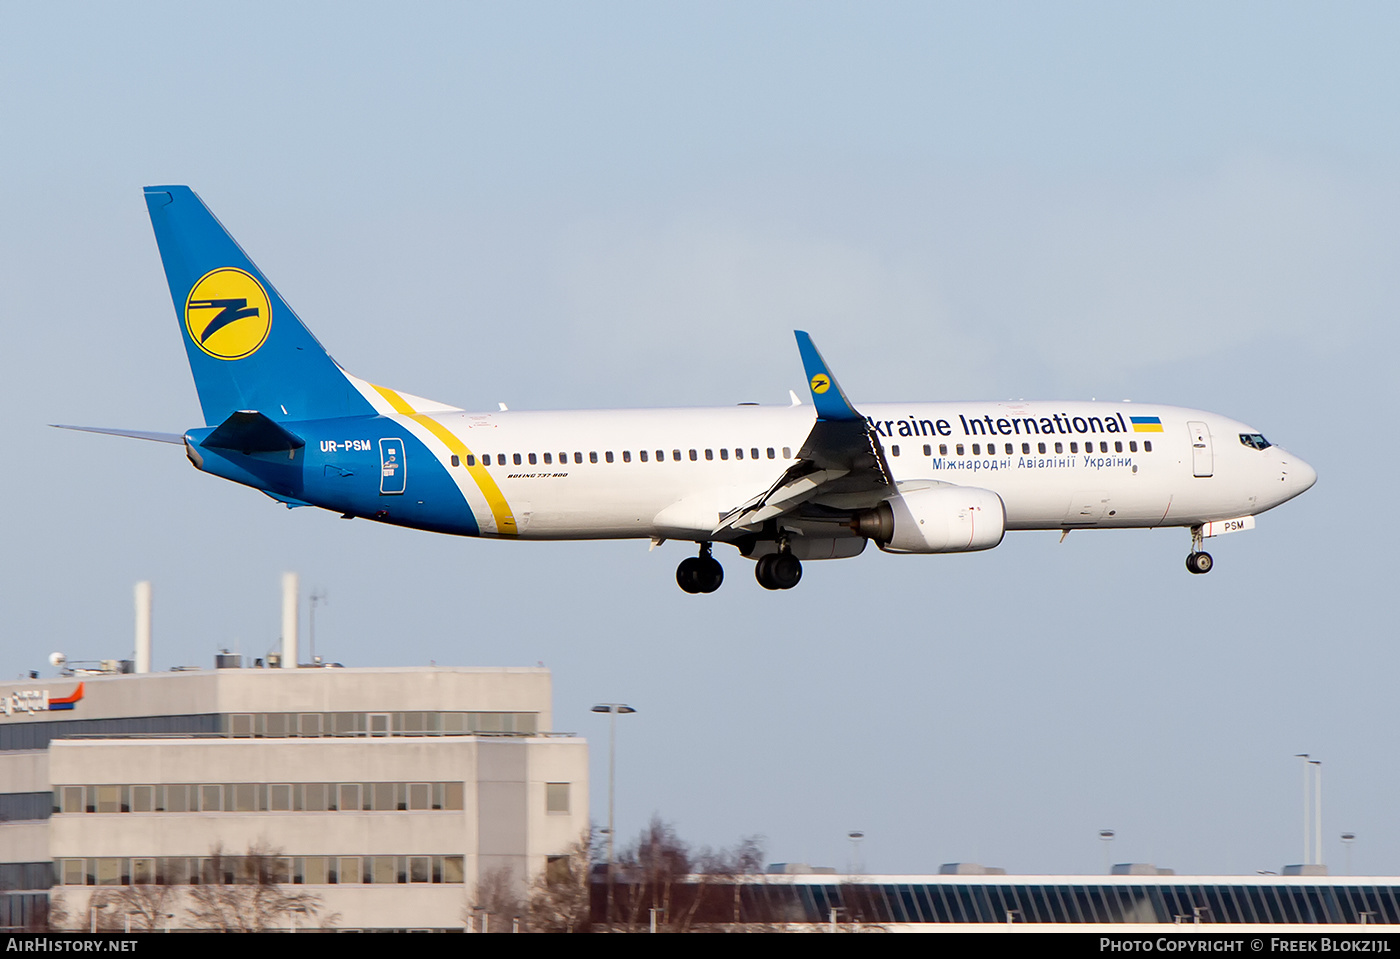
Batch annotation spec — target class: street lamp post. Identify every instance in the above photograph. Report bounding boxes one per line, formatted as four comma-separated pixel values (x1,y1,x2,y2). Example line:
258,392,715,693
1295,754,1311,864
591,703,636,928
1099,830,1116,874
1311,760,1323,868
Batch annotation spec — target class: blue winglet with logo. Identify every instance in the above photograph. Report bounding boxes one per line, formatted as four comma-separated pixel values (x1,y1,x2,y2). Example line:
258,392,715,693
794,331,862,422
144,186,374,426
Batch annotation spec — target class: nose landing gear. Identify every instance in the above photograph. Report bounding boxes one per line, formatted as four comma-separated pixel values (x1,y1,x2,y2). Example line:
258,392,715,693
676,543,724,594
1186,525,1213,575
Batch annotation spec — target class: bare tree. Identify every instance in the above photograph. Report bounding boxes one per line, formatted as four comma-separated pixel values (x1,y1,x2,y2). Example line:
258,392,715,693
611,821,770,932
185,842,325,932
114,883,175,932
525,830,594,933
44,893,69,933
613,816,695,932
467,862,523,932
693,835,766,929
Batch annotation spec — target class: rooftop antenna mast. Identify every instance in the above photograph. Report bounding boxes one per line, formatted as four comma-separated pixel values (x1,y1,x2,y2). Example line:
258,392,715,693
309,589,327,665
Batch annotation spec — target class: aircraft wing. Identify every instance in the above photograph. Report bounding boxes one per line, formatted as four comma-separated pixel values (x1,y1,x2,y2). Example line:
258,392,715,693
714,332,894,534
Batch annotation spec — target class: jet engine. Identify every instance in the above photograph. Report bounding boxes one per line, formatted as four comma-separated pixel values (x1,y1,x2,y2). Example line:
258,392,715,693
851,486,1006,553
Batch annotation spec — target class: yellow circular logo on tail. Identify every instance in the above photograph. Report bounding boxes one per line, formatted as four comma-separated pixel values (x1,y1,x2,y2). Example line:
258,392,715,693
184,268,272,360
809,373,831,394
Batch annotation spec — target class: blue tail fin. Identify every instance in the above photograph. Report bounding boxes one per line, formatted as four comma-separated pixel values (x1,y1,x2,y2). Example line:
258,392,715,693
144,186,374,425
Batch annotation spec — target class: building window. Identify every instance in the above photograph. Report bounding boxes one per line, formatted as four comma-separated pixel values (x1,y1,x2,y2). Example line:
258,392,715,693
546,782,570,814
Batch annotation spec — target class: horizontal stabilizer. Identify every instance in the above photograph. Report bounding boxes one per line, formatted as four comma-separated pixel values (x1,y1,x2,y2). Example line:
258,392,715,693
52,424,184,445
202,411,305,454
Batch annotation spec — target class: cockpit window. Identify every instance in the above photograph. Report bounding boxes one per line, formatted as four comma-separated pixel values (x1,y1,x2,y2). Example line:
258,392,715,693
1239,433,1272,451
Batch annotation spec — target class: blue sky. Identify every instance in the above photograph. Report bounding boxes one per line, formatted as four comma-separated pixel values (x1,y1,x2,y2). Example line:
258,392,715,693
3,2,1398,875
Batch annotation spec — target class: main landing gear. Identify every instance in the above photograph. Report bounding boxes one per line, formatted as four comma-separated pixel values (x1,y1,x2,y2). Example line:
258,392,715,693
1186,525,1213,575
676,543,724,594
755,551,802,591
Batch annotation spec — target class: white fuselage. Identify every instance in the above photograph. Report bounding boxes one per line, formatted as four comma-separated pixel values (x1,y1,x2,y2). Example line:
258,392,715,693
378,399,1315,543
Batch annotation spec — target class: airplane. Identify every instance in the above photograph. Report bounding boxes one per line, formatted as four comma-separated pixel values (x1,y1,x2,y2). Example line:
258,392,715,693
59,186,1317,593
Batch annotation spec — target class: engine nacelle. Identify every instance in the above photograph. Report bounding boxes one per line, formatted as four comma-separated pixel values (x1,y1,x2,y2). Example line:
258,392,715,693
852,486,1006,554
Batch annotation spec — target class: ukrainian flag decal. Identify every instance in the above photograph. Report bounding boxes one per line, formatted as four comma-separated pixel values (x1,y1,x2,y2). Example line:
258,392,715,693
1131,416,1164,432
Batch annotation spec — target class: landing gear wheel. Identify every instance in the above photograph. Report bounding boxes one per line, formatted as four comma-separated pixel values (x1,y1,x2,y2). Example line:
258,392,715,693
755,552,802,590
1186,551,1213,575
677,557,703,593
676,549,724,594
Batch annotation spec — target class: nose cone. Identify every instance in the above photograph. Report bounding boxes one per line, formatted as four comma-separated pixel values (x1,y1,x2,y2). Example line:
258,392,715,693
1292,456,1317,494
1282,452,1317,499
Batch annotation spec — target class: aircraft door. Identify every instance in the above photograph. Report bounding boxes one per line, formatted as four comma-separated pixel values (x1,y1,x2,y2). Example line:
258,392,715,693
379,438,407,494
1188,421,1214,477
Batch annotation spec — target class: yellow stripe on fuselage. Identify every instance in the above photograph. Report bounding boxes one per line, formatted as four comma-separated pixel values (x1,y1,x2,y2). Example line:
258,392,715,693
371,385,518,536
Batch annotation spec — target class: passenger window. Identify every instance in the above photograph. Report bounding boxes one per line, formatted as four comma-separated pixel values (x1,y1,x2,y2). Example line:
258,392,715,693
673,450,681,461
751,448,760,459
622,451,631,463
767,448,775,459
705,449,713,461
513,453,522,465
479,453,490,465
543,452,552,464
783,447,791,458
528,453,537,465
574,452,583,464
1144,440,1153,452
1100,442,1108,453
1129,441,1137,452
1038,443,1046,454
639,450,648,462
972,444,980,455
1021,443,1029,454
466,455,476,467
956,444,964,456
939,444,947,456
689,449,698,461
450,455,459,467
1070,442,1078,453
734,448,743,459
656,450,664,462
586,452,596,464
923,444,931,456
605,451,614,463
891,445,899,456
720,448,728,460
1114,442,1122,453
1055,443,1063,454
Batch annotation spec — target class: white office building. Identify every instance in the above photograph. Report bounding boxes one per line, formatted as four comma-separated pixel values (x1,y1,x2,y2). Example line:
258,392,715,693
0,663,589,931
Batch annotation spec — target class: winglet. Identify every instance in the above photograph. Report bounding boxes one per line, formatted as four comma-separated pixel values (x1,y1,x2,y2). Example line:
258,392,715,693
794,331,862,422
